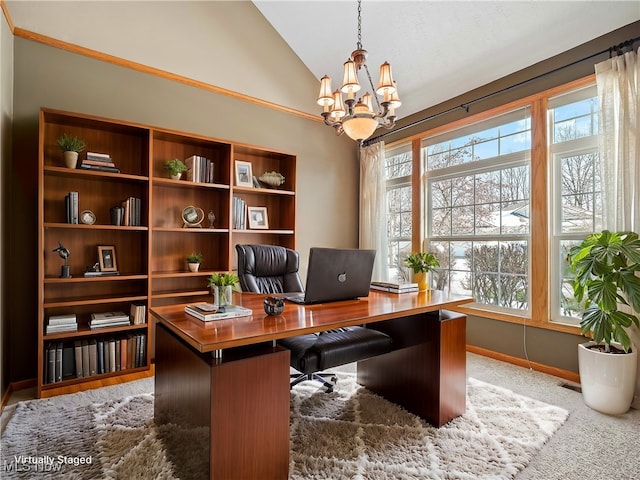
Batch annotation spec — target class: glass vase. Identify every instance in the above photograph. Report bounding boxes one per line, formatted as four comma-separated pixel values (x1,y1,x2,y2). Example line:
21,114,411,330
212,285,233,307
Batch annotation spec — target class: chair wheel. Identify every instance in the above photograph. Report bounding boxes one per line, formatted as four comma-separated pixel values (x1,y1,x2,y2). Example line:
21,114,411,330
331,376,338,383
325,385,334,393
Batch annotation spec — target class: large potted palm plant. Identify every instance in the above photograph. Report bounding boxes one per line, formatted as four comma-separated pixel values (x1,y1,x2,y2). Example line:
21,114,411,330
568,230,640,414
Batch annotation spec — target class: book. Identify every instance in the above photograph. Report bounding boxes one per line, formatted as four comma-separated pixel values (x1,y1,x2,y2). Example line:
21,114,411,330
81,340,90,377
120,336,128,370
97,339,104,374
62,345,75,380
65,191,79,224
91,311,129,322
185,304,253,322
55,342,63,382
370,281,419,293
78,163,120,173
74,340,83,378
48,313,77,325
46,343,55,384
89,319,130,329
88,339,97,376
83,270,120,277
82,159,116,168
46,323,78,334
86,151,112,161
108,338,116,372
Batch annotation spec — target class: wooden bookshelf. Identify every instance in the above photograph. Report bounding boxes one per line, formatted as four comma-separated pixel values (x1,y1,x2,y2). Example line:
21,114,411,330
37,108,297,397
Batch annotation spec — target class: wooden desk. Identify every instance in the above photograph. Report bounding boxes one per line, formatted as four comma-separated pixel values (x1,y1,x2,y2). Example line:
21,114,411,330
152,290,472,480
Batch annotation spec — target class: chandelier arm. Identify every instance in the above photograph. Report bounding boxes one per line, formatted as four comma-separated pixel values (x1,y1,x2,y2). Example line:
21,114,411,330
362,63,383,112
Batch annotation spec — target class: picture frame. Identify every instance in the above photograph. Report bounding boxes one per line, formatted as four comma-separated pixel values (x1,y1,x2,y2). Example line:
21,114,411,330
98,245,118,272
247,206,269,229
235,160,253,188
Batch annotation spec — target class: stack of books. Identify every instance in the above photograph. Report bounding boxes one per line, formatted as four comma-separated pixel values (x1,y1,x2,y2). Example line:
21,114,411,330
89,311,130,329
65,191,79,224
185,155,215,183
370,281,419,294
185,303,252,322
232,196,247,229
46,313,78,334
120,196,142,226
79,151,120,173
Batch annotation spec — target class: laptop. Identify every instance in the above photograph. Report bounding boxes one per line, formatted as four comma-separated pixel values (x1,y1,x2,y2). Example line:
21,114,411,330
285,247,376,304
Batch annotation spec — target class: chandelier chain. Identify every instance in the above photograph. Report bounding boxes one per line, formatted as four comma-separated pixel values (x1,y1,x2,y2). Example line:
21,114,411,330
356,0,362,50
363,63,382,112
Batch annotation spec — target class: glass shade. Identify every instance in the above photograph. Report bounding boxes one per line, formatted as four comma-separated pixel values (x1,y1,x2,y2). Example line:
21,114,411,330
362,92,374,113
341,59,361,95
376,62,395,96
342,115,378,141
330,90,346,119
389,81,401,108
317,75,334,107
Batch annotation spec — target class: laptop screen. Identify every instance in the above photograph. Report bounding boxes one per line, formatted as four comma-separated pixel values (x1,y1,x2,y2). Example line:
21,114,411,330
300,247,376,304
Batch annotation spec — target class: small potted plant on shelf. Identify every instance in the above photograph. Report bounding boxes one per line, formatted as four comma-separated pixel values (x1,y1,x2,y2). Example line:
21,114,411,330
208,272,240,307
568,230,640,414
404,251,440,291
57,133,86,169
165,158,188,180
186,252,203,272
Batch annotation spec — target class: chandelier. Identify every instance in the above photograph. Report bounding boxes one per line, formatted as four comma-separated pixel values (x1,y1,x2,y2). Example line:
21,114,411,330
316,0,401,142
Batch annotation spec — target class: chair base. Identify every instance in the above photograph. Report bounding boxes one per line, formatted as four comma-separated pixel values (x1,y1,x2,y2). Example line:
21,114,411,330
290,372,337,392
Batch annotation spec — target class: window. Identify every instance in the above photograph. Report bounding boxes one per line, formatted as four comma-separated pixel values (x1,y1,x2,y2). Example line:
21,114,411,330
385,143,412,282
549,85,600,325
423,108,531,313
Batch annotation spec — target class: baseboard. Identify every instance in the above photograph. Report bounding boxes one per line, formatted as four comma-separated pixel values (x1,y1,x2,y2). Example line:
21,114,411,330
0,378,36,413
466,345,581,384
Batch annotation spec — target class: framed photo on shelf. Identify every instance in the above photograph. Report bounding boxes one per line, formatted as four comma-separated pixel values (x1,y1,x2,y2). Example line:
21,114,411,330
98,245,118,272
247,206,269,229
235,160,253,187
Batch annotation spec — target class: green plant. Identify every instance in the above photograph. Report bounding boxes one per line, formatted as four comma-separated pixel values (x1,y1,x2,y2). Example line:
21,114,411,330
207,272,239,288
57,133,86,152
186,252,203,264
404,251,440,274
568,230,640,352
164,158,188,176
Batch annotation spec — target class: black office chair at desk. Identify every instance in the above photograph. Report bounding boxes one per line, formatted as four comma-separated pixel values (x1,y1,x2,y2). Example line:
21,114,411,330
235,244,392,392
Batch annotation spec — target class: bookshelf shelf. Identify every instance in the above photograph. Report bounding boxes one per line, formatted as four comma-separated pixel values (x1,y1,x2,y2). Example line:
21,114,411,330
38,108,296,397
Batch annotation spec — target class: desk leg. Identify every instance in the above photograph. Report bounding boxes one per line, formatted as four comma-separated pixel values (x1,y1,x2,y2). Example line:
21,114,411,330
357,310,466,427
155,324,290,479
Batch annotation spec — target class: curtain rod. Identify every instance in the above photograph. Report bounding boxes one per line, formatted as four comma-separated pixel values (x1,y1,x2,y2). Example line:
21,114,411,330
363,36,640,147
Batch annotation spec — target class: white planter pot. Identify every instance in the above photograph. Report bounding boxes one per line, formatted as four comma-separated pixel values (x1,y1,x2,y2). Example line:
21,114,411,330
171,173,182,180
187,262,200,272
578,342,637,415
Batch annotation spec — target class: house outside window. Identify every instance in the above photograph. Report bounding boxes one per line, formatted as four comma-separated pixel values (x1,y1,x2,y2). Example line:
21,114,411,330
385,143,412,282
549,85,600,325
422,108,532,313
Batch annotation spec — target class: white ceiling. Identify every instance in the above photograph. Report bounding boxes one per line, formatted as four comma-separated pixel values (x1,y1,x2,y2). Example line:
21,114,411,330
254,1,640,118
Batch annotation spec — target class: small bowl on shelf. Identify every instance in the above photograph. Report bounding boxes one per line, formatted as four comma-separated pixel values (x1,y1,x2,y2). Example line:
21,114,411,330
263,296,285,316
258,171,285,189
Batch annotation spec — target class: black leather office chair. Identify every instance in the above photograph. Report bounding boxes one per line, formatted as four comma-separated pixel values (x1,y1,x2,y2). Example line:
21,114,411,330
235,244,392,392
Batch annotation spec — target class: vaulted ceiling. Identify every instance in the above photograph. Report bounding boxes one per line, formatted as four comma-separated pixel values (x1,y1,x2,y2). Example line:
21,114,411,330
254,1,640,118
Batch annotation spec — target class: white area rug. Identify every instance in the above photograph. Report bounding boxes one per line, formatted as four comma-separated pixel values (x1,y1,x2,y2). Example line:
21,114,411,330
1,373,568,479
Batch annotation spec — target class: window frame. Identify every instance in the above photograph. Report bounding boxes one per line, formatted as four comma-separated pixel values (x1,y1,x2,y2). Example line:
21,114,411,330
382,75,597,334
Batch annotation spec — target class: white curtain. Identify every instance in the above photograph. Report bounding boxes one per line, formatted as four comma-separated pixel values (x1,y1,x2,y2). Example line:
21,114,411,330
597,47,640,231
359,141,389,282
595,46,640,408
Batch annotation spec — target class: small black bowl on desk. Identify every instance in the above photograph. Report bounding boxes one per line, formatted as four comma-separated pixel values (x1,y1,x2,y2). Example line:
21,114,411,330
264,296,285,316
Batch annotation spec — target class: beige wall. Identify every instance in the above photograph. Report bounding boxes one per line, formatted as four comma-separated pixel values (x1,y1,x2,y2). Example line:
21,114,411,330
7,37,358,383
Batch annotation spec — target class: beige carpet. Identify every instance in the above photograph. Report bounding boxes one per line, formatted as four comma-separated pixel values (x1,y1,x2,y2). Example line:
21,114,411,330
1,372,567,479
